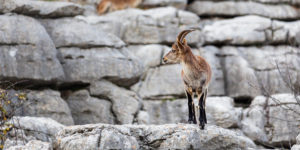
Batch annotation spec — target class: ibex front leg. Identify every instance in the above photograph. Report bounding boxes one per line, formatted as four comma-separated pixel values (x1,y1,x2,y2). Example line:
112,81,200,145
198,89,207,130
186,90,196,124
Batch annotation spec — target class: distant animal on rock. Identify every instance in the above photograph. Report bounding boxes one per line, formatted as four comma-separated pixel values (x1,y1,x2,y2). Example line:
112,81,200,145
163,29,212,130
97,0,142,15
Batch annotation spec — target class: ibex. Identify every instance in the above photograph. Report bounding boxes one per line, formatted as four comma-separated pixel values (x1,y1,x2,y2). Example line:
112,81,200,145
97,0,142,15
163,29,212,129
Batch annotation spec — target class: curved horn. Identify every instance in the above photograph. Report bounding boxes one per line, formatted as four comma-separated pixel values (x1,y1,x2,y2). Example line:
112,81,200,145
176,29,196,43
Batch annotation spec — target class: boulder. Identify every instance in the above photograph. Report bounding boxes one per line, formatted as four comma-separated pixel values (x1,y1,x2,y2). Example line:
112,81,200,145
40,18,125,48
143,99,188,124
66,90,115,125
54,124,256,149
143,97,242,128
5,140,52,150
127,44,168,69
0,14,64,83
221,49,260,98
22,90,74,125
220,46,300,98
141,0,187,9
188,1,300,20
8,116,64,143
78,7,201,45
203,15,272,45
90,80,141,124
133,64,184,99
241,94,300,147
57,47,143,86
0,0,84,18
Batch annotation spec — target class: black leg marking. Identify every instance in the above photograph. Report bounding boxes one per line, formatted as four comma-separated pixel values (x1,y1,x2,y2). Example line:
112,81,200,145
186,91,196,124
199,93,206,130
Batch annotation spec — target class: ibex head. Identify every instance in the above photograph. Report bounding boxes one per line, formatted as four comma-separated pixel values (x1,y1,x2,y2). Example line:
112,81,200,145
163,29,195,64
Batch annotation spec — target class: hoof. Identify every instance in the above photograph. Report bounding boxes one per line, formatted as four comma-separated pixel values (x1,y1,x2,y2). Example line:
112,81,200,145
188,120,196,124
200,125,205,130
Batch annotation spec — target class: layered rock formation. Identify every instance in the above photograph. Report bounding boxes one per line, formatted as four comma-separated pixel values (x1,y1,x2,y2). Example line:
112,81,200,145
1,0,300,149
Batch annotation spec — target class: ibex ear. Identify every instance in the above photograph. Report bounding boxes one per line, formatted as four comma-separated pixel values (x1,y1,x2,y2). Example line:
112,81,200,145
183,38,188,46
176,39,184,52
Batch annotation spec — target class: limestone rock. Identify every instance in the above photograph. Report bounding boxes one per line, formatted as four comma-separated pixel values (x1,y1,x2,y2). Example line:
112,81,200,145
8,116,64,143
0,14,64,83
40,18,125,48
54,124,256,149
5,140,52,150
127,44,167,69
134,64,184,99
203,15,272,45
241,94,300,146
90,80,141,124
57,47,143,86
143,97,242,128
141,0,187,9
66,90,115,125
22,90,74,125
0,0,84,18
188,1,300,20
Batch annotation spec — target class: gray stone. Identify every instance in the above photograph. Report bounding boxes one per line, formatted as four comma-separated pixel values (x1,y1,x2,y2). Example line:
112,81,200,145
58,47,143,86
223,46,300,97
134,64,184,99
143,99,188,124
141,0,187,9
90,80,141,124
66,90,115,125
78,7,201,45
272,20,300,45
206,97,242,128
292,145,300,150
127,44,167,69
203,15,272,45
241,94,300,146
136,111,150,124
5,140,52,150
0,14,64,82
188,1,300,19
8,116,64,143
54,124,256,150
222,48,260,98
40,18,125,48
0,0,84,18
22,90,74,125
143,97,242,128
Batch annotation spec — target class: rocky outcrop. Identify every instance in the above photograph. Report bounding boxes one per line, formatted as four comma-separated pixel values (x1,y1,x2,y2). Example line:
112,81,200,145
188,1,300,20
22,90,74,125
39,18,143,85
66,90,115,125
7,117,64,143
0,14,64,83
0,0,83,18
241,94,300,146
142,97,242,128
54,124,256,150
5,140,52,150
90,80,141,124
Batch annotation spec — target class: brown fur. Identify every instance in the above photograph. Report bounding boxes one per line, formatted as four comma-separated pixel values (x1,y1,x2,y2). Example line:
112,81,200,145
163,29,212,129
97,0,142,15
